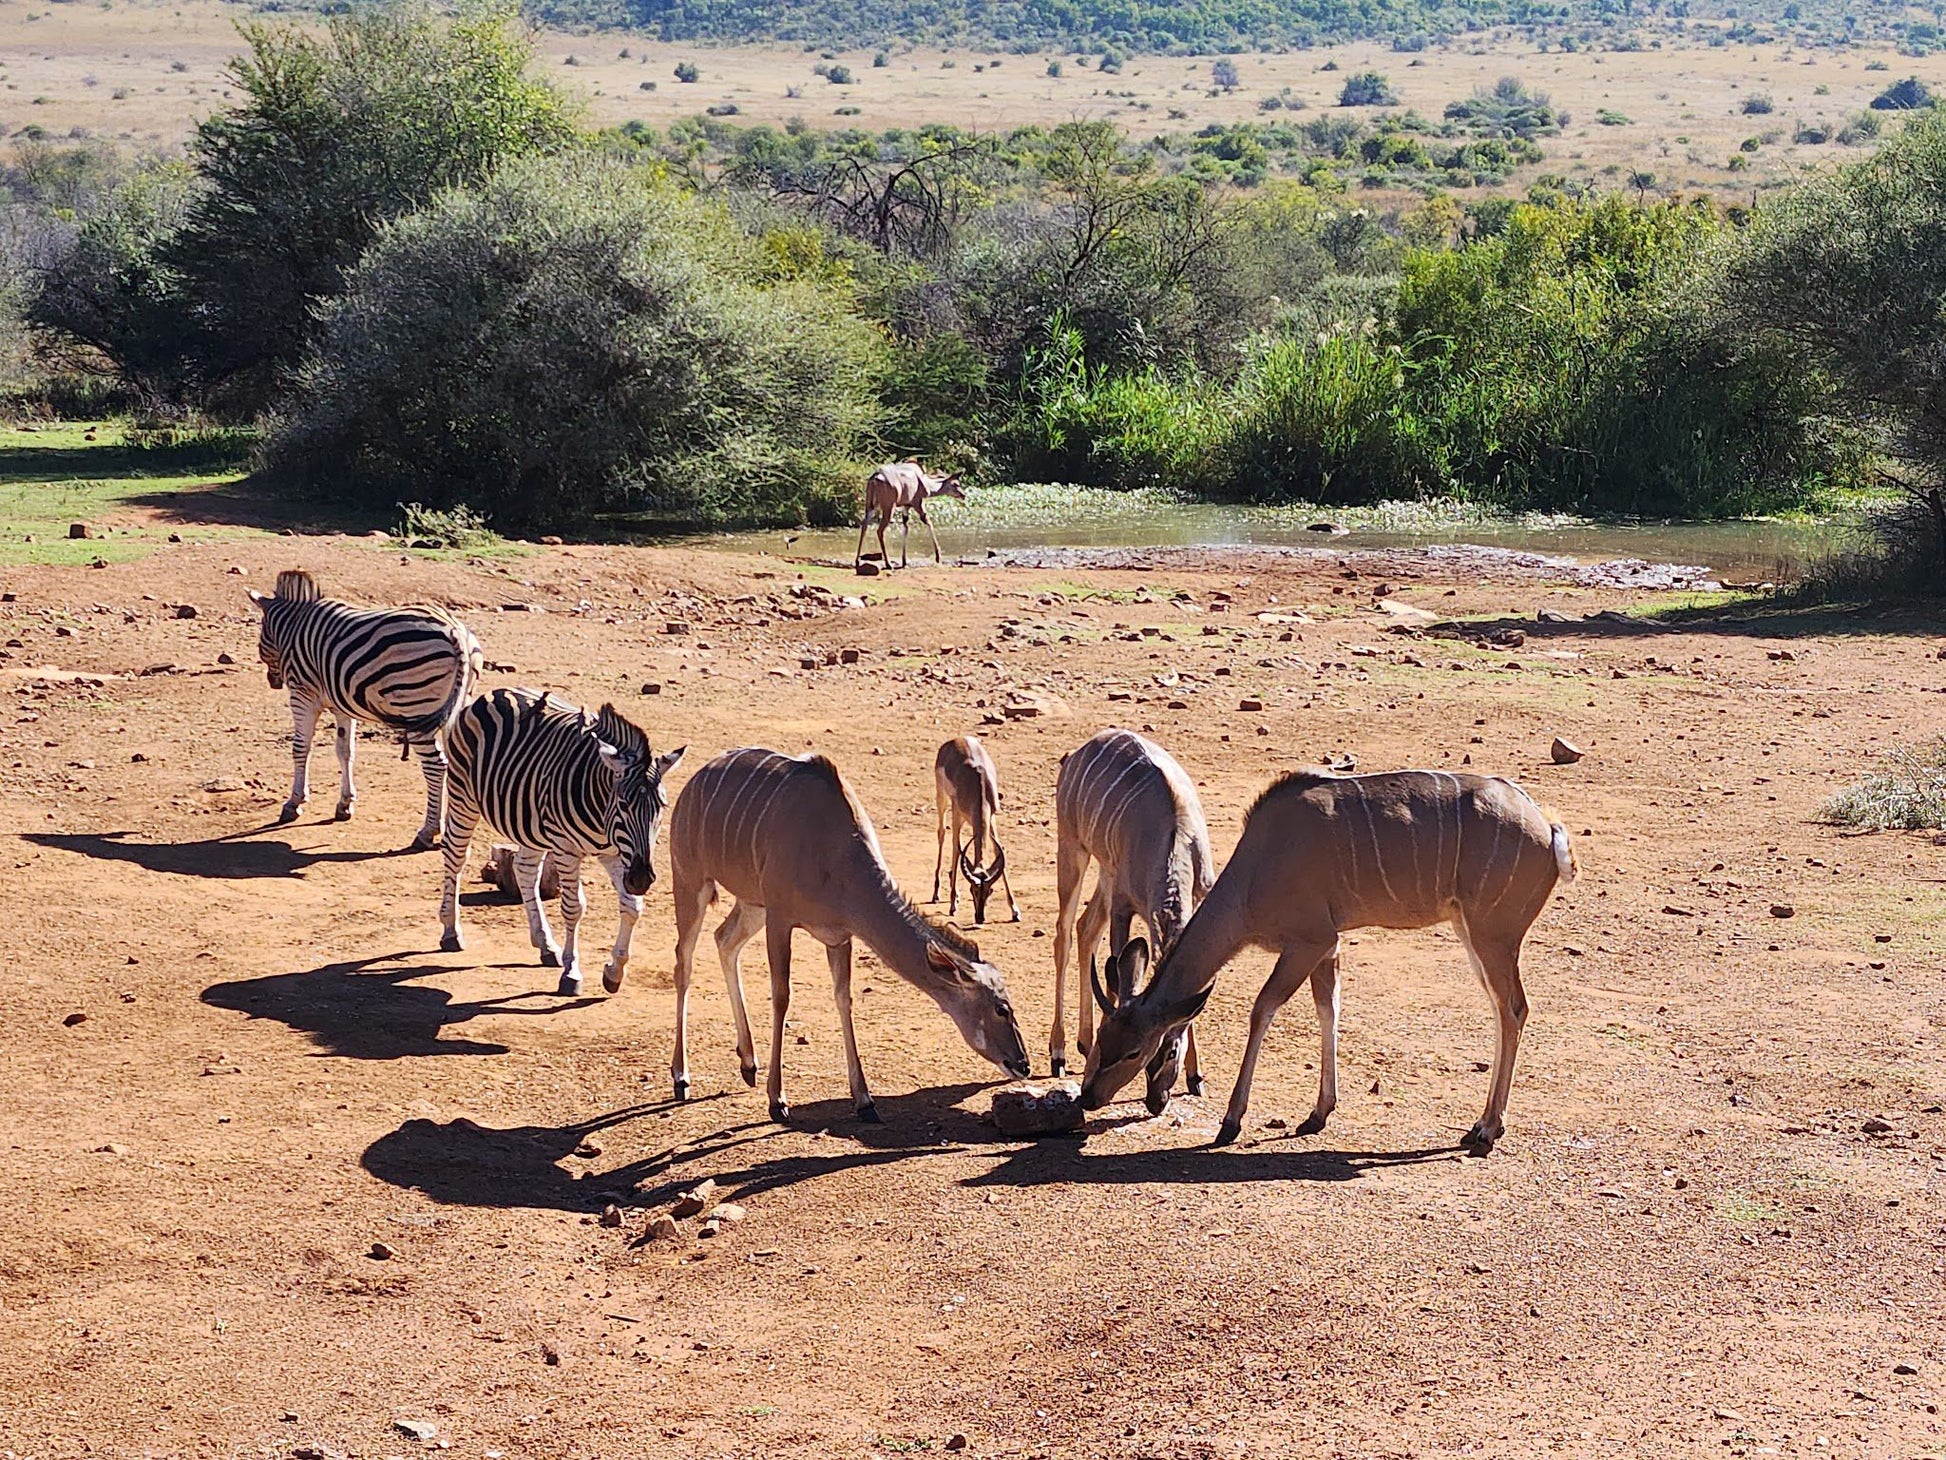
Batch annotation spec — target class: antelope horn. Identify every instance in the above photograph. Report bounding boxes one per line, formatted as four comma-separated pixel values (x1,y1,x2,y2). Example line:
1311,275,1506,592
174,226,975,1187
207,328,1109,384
959,844,986,885
988,842,1006,882
1089,956,1116,1015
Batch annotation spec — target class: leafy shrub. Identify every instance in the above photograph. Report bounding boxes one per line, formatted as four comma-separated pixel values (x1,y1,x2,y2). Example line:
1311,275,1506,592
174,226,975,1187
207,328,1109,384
674,60,700,82
1596,108,1631,125
826,64,855,84
1442,77,1563,140
1820,741,1946,828
268,156,884,528
395,502,494,549
1742,92,1773,114
1211,58,1240,90
1871,76,1935,110
1338,71,1397,106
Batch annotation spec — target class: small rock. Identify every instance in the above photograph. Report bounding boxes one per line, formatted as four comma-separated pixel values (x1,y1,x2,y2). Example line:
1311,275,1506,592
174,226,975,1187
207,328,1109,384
139,662,176,677
173,604,197,619
1306,522,1347,535
1536,608,1578,624
541,535,564,546
292,1447,345,1460
640,681,662,695
663,621,690,635
1264,1116,1288,1130
647,1213,681,1241
1550,736,1583,765
94,1142,128,1156
368,1241,397,1260
672,1178,719,1219
698,1217,721,1238
1767,648,1796,662
1238,697,1264,712
167,533,183,544
1661,905,1694,917
991,1081,1083,1138
541,1341,562,1366
1893,1362,1919,1376
393,1419,438,1443
575,1139,603,1157
217,652,234,665
1769,904,1795,919
945,1436,968,1453
62,1011,87,1027
599,1203,624,1228
1861,1117,1893,1136
714,1202,746,1223
856,560,881,577
68,522,93,540
840,647,861,664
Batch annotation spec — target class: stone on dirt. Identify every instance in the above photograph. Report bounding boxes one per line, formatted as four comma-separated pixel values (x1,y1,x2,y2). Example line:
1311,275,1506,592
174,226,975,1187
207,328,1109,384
600,1203,624,1228
1550,736,1584,764
856,560,882,577
945,1436,968,1452
393,1419,437,1443
1238,697,1265,712
647,1213,681,1241
68,523,92,539
368,1241,397,1260
672,1178,719,1218
1769,904,1795,918
991,1081,1084,1138
714,1202,746,1223
480,845,561,901
173,604,197,619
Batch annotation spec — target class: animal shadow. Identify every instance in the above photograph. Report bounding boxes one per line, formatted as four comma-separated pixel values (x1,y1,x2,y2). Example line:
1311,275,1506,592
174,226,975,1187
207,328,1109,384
25,827,418,881
201,949,597,1060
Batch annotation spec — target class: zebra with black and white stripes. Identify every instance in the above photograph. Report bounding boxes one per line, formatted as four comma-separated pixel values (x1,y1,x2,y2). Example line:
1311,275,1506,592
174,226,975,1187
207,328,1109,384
246,569,484,849
439,688,684,996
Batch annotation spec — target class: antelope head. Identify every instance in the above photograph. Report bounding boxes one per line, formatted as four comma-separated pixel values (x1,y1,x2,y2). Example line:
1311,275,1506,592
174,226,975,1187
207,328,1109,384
1080,938,1210,1113
922,937,1030,1079
931,474,967,502
958,841,1005,925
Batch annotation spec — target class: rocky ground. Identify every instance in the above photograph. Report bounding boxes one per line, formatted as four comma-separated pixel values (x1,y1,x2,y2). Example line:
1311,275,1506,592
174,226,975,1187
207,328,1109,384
1,534,1942,1459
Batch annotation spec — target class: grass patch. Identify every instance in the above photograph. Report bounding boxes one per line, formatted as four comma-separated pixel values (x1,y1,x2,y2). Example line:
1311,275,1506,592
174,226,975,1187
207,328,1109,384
1714,1191,1782,1225
1819,739,1946,830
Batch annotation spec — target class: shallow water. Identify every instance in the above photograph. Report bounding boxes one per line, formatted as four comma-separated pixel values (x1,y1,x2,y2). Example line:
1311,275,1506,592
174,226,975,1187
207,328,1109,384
701,494,1861,582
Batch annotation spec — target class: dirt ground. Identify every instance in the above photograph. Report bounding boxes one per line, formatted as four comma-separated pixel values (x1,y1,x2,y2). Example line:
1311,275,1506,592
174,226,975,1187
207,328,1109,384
1,528,1943,1459
8,0,1944,198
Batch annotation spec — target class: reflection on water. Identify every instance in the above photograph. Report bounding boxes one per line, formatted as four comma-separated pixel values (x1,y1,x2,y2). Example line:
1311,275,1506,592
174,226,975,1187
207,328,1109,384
698,495,1864,583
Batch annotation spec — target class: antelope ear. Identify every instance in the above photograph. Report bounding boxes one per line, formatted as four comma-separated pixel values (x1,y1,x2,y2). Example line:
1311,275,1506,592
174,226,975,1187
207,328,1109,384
1115,937,1150,1002
246,588,270,610
1162,985,1213,1026
925,942,970,977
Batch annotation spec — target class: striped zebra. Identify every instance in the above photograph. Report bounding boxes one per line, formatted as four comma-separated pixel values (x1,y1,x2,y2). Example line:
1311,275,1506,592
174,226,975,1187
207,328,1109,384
439,688,684,996
246,569,483,849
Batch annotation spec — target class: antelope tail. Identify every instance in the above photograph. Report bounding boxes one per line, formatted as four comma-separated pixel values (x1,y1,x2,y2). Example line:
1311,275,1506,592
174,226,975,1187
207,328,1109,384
1550,824,1578,885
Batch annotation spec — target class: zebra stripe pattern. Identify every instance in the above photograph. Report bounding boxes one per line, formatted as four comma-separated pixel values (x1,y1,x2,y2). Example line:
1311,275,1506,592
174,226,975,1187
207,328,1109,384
439,687,683,996
247,569,483,849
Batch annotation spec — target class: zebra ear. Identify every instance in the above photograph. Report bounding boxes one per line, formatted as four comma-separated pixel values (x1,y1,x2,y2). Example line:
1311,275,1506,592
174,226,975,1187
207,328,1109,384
246,588,271,610
654,746,686,777
595,740,635,776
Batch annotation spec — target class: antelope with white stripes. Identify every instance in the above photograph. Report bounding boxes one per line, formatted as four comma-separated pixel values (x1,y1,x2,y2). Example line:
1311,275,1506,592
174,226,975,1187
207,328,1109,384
1080,769,1577,1153
247,569,483,849
1051,729,1216,1110
438,689,684,995
854,460,965,569
667,747,1031,1123
933,735,1020,925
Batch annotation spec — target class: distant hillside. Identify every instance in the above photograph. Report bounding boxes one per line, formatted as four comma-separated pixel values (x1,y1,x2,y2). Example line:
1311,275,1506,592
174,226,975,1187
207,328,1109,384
522,0,1921,53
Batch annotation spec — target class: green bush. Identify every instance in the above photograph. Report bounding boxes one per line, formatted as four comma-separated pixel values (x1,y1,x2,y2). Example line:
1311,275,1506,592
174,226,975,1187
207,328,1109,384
267,155,885,528
1338,71,1398,107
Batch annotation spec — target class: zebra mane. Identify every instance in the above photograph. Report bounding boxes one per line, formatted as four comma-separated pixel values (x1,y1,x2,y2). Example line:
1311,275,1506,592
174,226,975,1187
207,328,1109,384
274,569,321,603
592,703,649,759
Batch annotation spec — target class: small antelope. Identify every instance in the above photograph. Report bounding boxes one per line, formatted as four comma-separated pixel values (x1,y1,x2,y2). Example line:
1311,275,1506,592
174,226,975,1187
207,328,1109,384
933,735,1020,925
1051,729,1216,1108
854,460,965,569
1080,769,1577,1153
667,747,1031,1123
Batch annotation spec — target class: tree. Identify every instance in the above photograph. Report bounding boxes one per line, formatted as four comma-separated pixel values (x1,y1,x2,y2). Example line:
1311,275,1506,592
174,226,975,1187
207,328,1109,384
1211,58,1241,90
1338,71,1398,106
268,156,884,527
156,1,577,410
674,60,700,82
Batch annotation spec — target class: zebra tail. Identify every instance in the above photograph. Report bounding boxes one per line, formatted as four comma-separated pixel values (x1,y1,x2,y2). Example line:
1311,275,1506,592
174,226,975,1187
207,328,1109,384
395,617,484,745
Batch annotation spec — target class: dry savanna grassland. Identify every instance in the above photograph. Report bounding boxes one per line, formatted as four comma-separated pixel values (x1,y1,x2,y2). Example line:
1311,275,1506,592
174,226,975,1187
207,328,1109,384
3,0,1945,197
0,450,1942,1455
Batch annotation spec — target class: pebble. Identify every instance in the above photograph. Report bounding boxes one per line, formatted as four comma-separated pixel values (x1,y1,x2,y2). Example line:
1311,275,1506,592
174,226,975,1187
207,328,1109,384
1550,736,1584,765
672,1178,719,1218
647,1214,681,1242
368,1241,398,1260
1861,1118,1893,1136
945,1436,968,1452
173,604,197,619
393,1419,437,1443
1238,697,1264,712
855,560,881,576
1894,1363,1919,1376
599,1203,623,1228
714,1202,746,1223
640,682,662,695
68,522,93,540
1769,904,1795,919
216,652,235,665
62,1011,87,1027
663,621,690,635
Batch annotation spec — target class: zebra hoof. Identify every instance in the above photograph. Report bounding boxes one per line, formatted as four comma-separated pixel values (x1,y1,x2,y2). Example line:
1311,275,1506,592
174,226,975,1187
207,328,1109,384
768,1100,792,1124
333,803,354,822
856,1101,881,1124
1213,1118,1242,1148
439,931,463,954
556,971,583,997
539,949,561,969
409,831,438,852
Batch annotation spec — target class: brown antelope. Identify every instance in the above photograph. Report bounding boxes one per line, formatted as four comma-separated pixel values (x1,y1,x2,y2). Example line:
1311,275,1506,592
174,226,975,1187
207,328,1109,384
1051,729,1216,1109
854,460,966,569
667,747,1031,1123
933,735,1020,925
1080,769,1577,1153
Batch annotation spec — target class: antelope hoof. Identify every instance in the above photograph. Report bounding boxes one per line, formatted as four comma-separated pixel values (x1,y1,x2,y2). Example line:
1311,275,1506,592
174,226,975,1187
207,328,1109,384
856,1100,881,1124
1461,1121,1501,1155
1009,909,1021,923
740,1063,758,1088
602,963,626,995
1186,1075,1206,1098
439,930,463,954
1296,1109,1329,1137
278,802,302,824
1213,1117,1242,1147
539,948,561,969
768,1100,792,1124
1049,1054,1067,1078
672,1077,690,1102
333,801,355,822
556,971,583,997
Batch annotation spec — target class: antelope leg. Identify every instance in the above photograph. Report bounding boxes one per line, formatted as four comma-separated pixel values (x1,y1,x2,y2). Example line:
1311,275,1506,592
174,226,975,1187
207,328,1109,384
763,918,794,1123
827,938,876,1122
1217,940,1334,1146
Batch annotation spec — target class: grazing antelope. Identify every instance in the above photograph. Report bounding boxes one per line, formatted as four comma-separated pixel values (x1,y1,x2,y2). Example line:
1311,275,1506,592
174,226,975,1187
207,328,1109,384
933,735,1020,925
667,747,1031,1123
1080,769,1577,1153
853,460,966,569
1051,729,1216,1109
246,569,483,849
439,689,684,996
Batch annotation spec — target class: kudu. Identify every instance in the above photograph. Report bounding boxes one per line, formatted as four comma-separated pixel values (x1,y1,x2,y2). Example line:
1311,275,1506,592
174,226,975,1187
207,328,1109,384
1080,769,1577,1153
854,460,965,569
1051,729,1216,1108
667,747,1031,1123
933,735,1020,925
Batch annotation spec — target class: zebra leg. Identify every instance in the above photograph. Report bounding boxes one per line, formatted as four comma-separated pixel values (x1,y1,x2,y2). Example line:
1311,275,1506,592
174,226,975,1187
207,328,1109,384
598,851,644,995
333,717,358,821
409,735,448,851
438,791,480,954
514,848,562,970
554,854,587,996
281,690,322,823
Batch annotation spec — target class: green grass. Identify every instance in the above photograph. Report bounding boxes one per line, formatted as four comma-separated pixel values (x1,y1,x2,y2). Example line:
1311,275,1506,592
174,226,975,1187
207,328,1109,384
0,421,256,566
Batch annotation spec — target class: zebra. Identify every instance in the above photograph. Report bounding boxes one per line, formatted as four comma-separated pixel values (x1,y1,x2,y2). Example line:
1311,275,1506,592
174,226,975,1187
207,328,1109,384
439,687,684,996
246,569,483,850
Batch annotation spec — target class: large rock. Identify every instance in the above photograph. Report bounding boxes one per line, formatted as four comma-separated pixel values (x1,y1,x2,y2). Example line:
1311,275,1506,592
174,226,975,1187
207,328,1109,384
991,1081,1084,1138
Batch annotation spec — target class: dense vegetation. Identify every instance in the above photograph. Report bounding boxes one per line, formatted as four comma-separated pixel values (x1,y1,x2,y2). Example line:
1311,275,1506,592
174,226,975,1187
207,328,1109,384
8,0,1945,560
